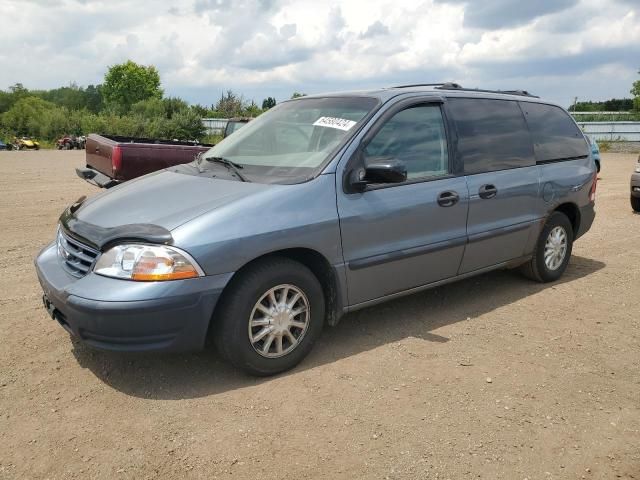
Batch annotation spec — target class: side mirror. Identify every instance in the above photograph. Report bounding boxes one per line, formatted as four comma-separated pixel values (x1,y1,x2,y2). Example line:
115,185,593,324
350,158,407,191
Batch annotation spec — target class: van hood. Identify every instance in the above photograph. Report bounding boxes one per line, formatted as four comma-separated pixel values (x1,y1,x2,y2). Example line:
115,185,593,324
63,169,272,248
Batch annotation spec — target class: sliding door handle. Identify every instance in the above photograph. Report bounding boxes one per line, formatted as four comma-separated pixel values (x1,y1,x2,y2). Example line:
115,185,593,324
479,184,498,199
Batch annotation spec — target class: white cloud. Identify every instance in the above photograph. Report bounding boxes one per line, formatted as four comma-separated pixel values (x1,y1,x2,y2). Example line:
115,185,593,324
0,0,637,106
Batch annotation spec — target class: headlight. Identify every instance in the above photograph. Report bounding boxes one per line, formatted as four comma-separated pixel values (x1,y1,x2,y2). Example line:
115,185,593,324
94,244,204,281
635,165,640,173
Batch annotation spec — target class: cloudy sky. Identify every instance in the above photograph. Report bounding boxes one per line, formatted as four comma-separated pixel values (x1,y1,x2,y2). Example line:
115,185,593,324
1,0,638,108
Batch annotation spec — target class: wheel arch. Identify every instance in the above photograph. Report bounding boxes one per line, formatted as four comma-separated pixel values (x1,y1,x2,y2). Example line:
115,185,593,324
553,202,580,236
210,247,344,335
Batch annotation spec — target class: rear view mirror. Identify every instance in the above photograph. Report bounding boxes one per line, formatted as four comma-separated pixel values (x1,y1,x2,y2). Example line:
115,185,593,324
365,160,407,183
350,158,407,191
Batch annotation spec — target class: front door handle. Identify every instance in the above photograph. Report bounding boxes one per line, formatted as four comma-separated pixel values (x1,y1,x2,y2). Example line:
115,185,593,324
437,190,459,207
479,184,498,199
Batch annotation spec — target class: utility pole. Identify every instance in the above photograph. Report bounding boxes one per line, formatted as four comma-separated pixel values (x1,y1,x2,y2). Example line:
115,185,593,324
572,96,578,112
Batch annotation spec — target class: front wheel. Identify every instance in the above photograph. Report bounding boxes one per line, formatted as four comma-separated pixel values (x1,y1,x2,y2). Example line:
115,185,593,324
632,195,640,212
521,212,573,283
213,257,325,376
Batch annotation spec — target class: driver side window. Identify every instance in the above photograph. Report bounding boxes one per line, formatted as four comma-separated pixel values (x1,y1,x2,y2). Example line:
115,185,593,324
364,104,449,180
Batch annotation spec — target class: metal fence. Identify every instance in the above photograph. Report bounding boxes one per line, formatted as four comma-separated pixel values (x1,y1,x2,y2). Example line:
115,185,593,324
203,116,640,142
201,118,229,135
576,121,640,142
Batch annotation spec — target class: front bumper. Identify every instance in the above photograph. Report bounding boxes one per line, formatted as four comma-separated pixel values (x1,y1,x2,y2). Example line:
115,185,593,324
35,242,233,352
631,172,640,198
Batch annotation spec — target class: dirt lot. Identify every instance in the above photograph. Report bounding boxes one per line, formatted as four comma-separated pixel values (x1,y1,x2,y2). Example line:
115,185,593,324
0,150,638,479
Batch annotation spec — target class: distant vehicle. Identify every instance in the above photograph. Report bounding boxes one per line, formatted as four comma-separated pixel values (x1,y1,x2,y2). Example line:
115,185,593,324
631,156,640,212
37,83,597,376
0,140,9,151
587,136,601,172
76,134,213,188
13,136,40,150
224,117,251,138
56,134,85,150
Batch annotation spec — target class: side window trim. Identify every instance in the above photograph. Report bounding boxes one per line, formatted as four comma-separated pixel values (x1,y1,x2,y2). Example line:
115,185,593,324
447,97,536,175
518,100,589,164
343,97,453,193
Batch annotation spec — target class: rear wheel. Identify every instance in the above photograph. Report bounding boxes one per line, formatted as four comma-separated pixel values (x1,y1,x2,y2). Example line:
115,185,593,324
213,257,325,376
595,160,600,173
521,212,573,283
632,195,640,213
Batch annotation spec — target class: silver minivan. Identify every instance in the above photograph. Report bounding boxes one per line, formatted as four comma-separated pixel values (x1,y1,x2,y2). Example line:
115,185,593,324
36,83,597,375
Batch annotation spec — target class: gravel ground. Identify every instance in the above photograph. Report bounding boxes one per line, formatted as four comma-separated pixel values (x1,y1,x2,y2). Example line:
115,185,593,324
0,150,638,480
602,142,640,154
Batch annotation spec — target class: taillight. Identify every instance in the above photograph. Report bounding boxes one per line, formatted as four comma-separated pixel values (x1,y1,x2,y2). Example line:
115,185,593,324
111,145,122,176
589,171,597,202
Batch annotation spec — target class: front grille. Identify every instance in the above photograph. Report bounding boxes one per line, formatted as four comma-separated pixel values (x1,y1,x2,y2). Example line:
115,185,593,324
57,228,99,277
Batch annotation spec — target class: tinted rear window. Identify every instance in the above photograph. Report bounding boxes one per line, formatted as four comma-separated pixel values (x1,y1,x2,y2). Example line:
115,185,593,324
448,98,535,174
519,102,588,162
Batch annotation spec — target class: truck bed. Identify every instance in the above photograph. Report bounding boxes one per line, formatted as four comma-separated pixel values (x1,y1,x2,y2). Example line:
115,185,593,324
80,134,212,188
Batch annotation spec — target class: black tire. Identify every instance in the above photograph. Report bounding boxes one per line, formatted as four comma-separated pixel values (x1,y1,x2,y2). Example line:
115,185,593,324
595,160,600,173
632,196,640,213
213,257,325,376
520,212,573,283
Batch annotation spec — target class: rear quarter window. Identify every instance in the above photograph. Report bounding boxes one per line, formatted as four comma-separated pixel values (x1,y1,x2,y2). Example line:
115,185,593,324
519,102,588,162
447,98,535,174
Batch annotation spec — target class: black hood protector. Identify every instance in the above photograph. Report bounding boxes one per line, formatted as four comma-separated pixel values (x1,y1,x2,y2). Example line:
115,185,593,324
59,197,173,251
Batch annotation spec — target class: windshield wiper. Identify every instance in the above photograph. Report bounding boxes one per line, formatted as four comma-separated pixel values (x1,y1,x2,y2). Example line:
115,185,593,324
205,156,249,182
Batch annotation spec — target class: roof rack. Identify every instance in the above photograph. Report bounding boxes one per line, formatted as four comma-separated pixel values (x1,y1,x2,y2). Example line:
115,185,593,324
390,82,454,89
390,82,537,97
434,83,538,98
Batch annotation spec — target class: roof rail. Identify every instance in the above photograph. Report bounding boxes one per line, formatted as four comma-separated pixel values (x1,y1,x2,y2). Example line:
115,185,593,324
390,82,537,97
435,83,538,98
390,82,451,89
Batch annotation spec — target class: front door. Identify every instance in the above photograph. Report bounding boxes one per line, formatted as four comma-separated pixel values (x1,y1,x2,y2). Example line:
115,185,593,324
337,101,469,306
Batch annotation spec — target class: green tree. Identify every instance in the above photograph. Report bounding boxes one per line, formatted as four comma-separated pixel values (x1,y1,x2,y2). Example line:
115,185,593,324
131,98,166,119
244,100,262,117
8,83,29,98
0,91,13,114
85,85,104,113
0,83,29,113
632,70,640,111
262,97,276,109
291,92,306,99
163,109,206,140
191,104,215,118
102,60,163,114
162,97,189,119
215,90,245,117
0,96,57,137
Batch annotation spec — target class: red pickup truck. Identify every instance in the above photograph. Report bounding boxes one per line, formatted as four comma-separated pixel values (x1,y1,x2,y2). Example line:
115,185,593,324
76,134,213,188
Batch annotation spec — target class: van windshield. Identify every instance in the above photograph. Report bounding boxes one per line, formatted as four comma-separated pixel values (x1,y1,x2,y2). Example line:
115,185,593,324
201,96,378,184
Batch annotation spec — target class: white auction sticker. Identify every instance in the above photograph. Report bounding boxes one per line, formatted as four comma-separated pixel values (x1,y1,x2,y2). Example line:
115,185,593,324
312,116,357,131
